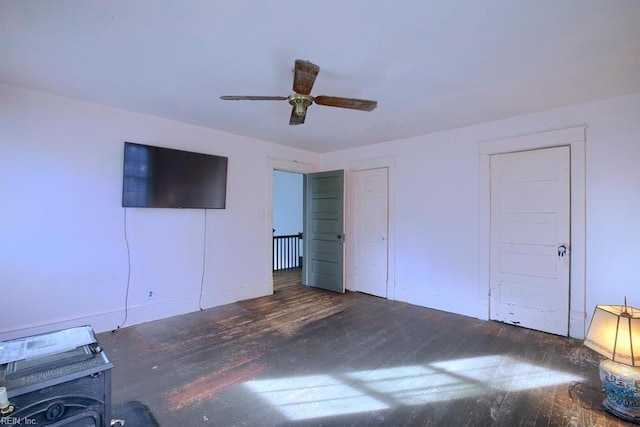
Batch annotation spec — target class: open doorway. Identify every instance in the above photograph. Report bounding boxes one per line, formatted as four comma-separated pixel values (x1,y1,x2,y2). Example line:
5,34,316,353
272,170,303,291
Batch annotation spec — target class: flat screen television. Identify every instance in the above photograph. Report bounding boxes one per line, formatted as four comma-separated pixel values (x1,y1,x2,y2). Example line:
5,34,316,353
122,142,228,209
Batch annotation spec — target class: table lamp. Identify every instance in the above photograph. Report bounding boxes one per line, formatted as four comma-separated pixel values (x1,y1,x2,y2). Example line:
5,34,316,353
584,300,640,423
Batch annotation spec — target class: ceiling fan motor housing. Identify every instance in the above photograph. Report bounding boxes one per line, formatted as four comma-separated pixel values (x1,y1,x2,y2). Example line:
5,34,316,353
288,94,313,116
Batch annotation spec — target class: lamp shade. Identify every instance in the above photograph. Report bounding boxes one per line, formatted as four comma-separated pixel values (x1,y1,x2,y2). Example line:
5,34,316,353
584,304,640,366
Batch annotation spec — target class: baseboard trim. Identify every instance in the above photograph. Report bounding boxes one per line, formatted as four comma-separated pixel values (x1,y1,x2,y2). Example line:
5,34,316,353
0,282,270,341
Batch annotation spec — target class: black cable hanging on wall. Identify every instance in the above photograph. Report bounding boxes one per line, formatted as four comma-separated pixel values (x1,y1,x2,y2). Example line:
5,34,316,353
113,208,131,332
199,209,208,311
115,208,208,331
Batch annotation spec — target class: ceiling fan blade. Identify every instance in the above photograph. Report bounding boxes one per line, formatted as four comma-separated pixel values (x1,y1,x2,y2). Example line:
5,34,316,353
289,107,306,125
220,96,288,101
293,60,320,95
314,96,377,111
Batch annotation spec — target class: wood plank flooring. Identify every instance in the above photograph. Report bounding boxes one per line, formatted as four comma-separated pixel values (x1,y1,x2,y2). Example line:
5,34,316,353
98,271,628,426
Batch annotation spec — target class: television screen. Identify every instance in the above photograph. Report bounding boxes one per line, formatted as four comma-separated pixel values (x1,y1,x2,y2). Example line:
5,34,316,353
122,142,228,209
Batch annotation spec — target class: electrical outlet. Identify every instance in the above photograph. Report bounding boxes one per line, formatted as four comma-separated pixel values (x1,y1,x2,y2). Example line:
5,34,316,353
146,289,154,299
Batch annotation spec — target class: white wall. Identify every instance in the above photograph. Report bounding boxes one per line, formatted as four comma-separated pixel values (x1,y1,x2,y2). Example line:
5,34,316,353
0,83,318,340
272,170,303,236
3,81,639,342
320,92,640,338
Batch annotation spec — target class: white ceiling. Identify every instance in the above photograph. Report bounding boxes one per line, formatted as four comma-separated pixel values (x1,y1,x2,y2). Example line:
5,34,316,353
2,1,640,153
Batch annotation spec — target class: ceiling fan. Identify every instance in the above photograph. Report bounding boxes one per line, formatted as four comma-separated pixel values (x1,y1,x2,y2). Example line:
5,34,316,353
220,59,377,125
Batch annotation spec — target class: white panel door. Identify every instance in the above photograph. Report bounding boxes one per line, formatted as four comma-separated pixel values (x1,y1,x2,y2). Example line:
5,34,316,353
353,168,389,297
490,146,570,336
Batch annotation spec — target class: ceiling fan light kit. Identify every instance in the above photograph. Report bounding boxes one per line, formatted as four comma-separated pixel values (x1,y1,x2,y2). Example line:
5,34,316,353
220,59,377,125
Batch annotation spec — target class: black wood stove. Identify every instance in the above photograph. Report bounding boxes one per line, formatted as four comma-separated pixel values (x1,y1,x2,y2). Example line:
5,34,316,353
0,326,112,426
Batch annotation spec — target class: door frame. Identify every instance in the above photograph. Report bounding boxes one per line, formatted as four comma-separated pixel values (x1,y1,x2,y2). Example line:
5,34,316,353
479,126,587,339
265,157,316,295
348,157,396,298
266,156,396,297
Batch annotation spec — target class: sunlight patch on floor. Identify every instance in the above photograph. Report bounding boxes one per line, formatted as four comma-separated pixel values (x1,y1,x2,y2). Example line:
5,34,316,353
243,355,583,421
244,374,389,421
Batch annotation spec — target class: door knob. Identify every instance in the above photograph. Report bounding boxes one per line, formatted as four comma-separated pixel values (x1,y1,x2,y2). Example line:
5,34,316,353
558,244,567,258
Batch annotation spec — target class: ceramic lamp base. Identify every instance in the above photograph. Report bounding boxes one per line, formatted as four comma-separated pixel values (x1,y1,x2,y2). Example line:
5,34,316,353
599,359,640,423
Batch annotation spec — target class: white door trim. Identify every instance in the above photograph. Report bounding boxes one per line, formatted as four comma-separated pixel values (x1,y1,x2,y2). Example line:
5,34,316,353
479,126,587,339
348,156,396,299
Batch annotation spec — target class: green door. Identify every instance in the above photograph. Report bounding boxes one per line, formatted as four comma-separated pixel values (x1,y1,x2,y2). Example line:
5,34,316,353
303,170,344,293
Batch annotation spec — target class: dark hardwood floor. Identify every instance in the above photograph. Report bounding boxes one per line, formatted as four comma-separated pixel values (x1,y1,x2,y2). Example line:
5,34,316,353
273,267,304,291
98,269,627,426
